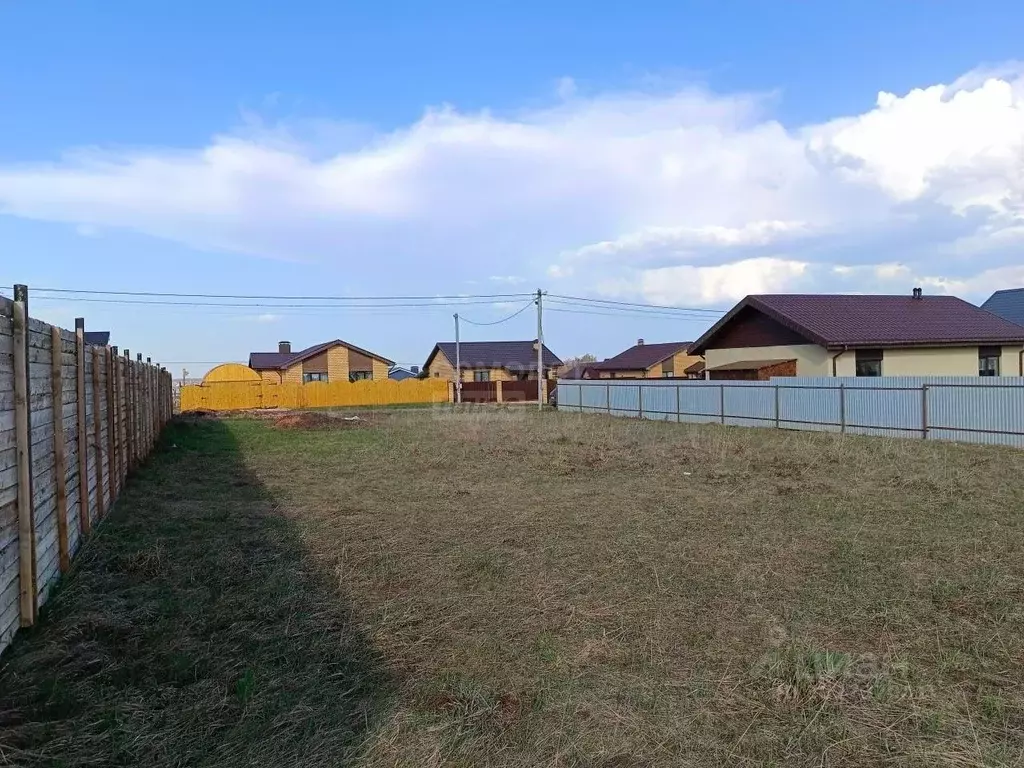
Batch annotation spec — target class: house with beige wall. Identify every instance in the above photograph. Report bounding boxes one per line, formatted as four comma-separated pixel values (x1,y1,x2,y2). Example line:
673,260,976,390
249,340,394,384
423,340,562,382
689,291,1024,380
590,340,702,379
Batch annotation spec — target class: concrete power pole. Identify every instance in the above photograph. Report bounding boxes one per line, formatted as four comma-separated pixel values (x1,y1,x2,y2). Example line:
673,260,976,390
454,313,462,404
536,288,544,410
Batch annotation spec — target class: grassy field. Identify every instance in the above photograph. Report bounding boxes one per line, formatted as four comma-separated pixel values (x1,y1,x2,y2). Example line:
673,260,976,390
1,408,1023,766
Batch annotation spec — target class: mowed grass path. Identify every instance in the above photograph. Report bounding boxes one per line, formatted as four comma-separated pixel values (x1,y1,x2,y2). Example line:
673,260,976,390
1,409,1023,766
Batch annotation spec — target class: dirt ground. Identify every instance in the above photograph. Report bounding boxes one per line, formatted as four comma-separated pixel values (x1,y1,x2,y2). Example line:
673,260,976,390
0,408,1022,767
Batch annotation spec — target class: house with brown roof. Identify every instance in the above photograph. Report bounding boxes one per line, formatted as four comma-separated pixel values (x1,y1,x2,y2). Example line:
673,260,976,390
689,289,1024,379
590,340,702,379
249,340,395,384
423,340,562,382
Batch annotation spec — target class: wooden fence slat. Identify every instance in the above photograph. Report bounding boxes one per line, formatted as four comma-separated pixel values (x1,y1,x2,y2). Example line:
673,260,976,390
123,352,133,473
105,347,115,505
114,354,123,486
142,362,149,454
75,320,90,536
120,358,127,484
50,326,69,573
91,346,105,520
13,298,35,626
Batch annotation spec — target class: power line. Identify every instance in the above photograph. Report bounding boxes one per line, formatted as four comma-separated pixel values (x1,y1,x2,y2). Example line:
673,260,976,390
8,283,725,315
546,299,720,321
29,295,519,309
547,307,717,321
24,286,534,301
549,293,726,315
460,300,535,326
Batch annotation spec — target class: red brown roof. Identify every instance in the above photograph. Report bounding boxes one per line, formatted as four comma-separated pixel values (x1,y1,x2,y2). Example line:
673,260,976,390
249,340,394,370
426,340,562,372
592,341,693,371
690,294,1024,354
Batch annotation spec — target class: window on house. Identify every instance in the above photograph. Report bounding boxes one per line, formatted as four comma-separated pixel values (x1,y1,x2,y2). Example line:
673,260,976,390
474,370,490,382
303,372,328,383
349,371,372,381
662,371,673,378
855,349,883,377
979,346,1001,376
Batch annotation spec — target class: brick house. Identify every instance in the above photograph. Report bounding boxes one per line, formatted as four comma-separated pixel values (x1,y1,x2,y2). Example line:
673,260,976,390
249,340,394,384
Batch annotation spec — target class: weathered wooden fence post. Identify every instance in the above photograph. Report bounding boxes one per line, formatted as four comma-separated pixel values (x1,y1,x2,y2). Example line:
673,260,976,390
137,353,144,460
75,319,90,535
12,286,35,626
124,350,134,471
111,347,121,494
105,347,116,504
50,326,69,574
91,346,105,520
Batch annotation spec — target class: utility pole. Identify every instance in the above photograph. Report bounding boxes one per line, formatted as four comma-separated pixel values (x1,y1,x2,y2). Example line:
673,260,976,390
536,288,544,410
454,313,462,404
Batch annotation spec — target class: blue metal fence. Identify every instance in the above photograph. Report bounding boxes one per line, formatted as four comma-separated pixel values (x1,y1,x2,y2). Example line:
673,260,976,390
556,377,1024,448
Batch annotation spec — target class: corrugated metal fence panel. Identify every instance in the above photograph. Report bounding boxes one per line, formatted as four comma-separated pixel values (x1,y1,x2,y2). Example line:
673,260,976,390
844,386,923,438
679,384,727,424
723,384,774,428
561,377,1024,448
639,384,678,421
558,382,582,410
928,385,1024,447
609,383,640,418
778,386,840,433
777,377,1024,445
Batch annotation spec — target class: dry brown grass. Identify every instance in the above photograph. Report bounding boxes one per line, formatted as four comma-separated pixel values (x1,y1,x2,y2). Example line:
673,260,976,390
1,407,1023,766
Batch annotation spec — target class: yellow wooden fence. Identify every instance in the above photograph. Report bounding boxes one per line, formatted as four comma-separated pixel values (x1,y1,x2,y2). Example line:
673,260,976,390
179,378,451,412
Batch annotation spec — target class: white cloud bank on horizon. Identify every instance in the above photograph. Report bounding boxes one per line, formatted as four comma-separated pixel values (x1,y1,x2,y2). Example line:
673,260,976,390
0,68,1022,306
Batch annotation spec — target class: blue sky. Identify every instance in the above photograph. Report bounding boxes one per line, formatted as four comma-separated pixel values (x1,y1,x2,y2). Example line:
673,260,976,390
2,1,1023,375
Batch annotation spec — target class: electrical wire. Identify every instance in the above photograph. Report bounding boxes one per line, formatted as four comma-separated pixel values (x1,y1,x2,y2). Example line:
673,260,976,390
24,286,534,301
546,299,718,321
10,283,726,323
548,307,716,321
459,300,535,326
29,295,519,309
549,293,726,315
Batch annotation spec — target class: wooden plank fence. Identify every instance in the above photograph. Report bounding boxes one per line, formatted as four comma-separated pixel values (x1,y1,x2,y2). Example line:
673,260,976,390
179,378,450,412
0,286,173,655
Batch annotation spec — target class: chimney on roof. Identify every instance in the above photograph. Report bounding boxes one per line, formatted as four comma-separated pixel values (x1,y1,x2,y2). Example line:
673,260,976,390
637,338,645,346
279,341,291,354
912,287,923,300
411,365,420,374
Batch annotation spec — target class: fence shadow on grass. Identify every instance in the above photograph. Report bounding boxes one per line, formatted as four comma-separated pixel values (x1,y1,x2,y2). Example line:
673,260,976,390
0,417,392,767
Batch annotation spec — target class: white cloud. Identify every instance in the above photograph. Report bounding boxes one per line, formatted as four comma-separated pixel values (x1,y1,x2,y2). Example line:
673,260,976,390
610,257,810,305
808,76,1024,210
561,220,810,264
0,68,1022,306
